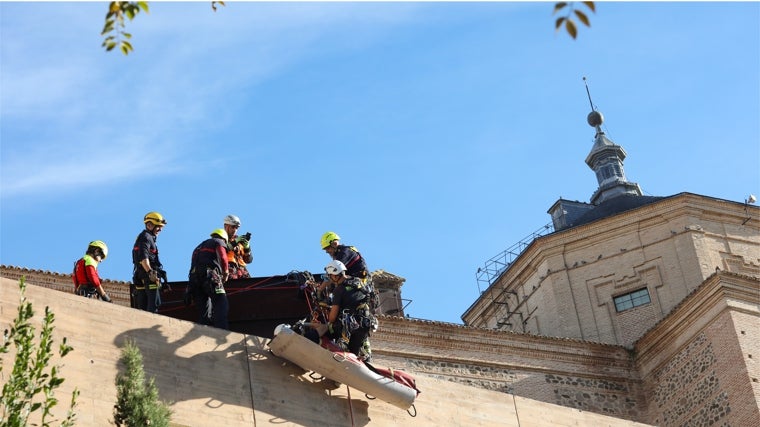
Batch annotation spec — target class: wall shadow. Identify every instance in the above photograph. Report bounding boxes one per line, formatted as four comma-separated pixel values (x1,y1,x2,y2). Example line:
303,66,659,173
113,322,370,426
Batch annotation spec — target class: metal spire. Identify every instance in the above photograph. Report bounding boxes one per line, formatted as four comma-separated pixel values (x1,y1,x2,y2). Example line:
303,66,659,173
583,76,604,130
583,76,595,111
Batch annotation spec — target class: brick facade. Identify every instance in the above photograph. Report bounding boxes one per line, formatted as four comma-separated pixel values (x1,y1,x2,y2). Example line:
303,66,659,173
464,194,759,349
3,221,759,426
1,277,653,427
459,193,759,426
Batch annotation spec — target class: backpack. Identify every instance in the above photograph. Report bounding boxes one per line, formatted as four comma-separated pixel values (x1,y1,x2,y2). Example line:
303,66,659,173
363,279,380,315
348,278,380,315
287,270,315,288
287,270,316,301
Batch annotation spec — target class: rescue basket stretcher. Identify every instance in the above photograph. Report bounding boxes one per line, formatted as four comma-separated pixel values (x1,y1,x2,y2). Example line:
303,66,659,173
268,323,420,412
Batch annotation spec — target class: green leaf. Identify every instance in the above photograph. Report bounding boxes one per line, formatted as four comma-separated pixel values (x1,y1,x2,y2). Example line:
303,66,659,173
101,21,114,35
565,19,578,39
121,41,133,55
553,2,568,14
583,1,596,13
574,9,591,27
555,17,565,30
138,1,150,13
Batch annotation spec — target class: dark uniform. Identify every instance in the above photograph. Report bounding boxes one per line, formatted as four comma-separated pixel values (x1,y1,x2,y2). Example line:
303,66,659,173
188,236,230,329
132,229,162,312
329,277,373,360
332,245,368,279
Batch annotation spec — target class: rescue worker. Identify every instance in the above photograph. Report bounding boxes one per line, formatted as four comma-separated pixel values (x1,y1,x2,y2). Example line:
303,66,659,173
320,231,368,280
132,211,166,312
72,240,112,302
222,214,253,279
316,231,372,304
321,260,374,361
187,229,230,329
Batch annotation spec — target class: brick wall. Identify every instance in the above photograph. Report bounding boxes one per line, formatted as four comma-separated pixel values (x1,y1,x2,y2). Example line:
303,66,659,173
372,315,646,423
1,278,653,427
4,266,758,426
635,273,760,427
465,194,760,348
1,265,132,307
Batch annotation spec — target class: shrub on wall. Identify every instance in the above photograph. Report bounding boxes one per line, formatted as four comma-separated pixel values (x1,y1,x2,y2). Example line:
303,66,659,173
113,340,172,427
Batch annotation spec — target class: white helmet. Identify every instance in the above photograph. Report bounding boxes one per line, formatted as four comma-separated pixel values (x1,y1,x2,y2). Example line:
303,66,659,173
223,214,241,227
324,260,347,276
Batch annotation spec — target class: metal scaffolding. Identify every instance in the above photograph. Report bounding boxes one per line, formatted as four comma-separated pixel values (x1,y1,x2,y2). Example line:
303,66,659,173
475,222,554,294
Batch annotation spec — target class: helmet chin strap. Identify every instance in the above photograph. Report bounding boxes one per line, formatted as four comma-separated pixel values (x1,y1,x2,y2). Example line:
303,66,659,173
146,223,159,235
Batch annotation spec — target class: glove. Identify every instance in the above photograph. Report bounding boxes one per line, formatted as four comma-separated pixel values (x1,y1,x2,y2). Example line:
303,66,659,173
148,269,158,284
101,294,112,303
183,290,193,306
236,236,250,250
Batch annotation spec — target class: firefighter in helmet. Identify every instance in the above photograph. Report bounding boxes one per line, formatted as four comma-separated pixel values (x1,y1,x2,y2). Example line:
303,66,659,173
72,240,112,302
223,214,253,279
131,211,167,312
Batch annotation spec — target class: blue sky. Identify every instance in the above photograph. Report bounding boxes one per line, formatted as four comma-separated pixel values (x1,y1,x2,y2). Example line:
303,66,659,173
1,2,758,324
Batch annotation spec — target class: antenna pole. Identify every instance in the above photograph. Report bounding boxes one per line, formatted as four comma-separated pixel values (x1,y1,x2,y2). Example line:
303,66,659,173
583,76,595,111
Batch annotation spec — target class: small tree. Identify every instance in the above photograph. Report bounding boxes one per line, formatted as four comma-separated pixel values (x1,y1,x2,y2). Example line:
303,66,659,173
113,340,172,427
1,277,79,427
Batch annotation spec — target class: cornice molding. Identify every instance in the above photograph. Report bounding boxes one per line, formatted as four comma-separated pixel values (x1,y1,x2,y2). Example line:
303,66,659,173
374,315,636,379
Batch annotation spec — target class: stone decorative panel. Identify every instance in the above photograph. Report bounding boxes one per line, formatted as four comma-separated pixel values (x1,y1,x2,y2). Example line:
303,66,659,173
659,374,719,424
588,261,666,346
722,253,760,278
546,374,636,417
407,359,517,394
651,333,731,426
652,335,714,405
681,392,731,427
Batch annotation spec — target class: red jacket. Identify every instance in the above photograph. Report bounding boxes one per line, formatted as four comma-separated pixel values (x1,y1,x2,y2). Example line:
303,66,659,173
73,254,103,291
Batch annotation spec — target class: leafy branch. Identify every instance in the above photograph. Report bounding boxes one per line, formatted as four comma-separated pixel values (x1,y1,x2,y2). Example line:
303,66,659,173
101,2,150,55
554,2,596,39
102,1,224,55
1,277,79,426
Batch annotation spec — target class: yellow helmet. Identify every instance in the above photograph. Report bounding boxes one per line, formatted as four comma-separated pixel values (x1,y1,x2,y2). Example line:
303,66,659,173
320,231,340,249
143,211,167,226
88,240,108,260
211,228,229,242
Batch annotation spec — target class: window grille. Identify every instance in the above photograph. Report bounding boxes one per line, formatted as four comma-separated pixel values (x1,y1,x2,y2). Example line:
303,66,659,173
613,288,651,312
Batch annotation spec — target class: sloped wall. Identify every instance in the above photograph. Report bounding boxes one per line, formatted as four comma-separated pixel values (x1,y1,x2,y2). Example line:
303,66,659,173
1,277,651,426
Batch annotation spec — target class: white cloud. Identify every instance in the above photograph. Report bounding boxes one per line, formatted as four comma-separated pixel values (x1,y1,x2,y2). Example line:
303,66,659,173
1,2,432,199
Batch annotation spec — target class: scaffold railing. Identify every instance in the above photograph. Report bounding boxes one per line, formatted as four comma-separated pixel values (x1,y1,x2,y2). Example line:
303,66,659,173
475,222,554,293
